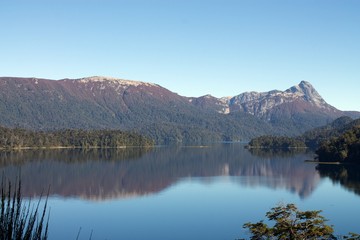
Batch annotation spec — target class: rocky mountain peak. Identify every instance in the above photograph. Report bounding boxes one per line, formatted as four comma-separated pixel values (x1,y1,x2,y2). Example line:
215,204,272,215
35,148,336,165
285,80,324,105
222,80,339,119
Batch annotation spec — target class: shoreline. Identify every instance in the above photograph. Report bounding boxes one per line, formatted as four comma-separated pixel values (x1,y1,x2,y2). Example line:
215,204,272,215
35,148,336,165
0,145,152,151
304,160,358,165
304,160,342,165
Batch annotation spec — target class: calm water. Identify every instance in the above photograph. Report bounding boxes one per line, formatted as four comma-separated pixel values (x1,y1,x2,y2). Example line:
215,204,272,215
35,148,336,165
1,143,360,239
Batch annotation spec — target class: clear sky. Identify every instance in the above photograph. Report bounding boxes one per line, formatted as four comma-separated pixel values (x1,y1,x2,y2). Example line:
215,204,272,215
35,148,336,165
1,0,359,111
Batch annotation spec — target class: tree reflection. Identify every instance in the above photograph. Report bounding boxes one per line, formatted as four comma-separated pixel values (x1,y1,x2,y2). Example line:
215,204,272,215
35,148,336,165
247,148,309,158
0,148,150,165
317,164,360,196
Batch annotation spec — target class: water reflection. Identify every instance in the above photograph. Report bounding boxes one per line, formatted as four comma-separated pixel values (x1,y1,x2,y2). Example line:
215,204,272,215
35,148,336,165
247,148,311,158
241,148,319,198
317,164,360,196
0,144,320,200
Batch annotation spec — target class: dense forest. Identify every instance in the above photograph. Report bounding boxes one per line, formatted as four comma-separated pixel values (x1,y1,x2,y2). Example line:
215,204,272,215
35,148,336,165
316,126,360,163
247,135,306,149
247,116,360,152
0,126,154,149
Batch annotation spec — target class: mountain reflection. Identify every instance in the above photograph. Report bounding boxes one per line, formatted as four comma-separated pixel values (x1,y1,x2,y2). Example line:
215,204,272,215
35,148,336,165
0,144,320,200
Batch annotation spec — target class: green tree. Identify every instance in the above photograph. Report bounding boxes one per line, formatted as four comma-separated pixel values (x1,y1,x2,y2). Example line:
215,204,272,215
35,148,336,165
243,203,335,240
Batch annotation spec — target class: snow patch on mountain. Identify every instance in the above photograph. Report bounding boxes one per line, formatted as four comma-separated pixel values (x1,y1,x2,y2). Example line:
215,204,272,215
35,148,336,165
77,76,157,87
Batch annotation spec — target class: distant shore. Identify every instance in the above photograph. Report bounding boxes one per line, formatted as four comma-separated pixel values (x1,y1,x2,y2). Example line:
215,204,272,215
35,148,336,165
0,145,152,151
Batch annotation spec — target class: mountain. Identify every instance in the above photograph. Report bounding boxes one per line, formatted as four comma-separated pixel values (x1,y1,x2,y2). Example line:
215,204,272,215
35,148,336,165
0,76,275,143
188,94,231,114
228,81,340,118
0,76,357,143
192,81,350,135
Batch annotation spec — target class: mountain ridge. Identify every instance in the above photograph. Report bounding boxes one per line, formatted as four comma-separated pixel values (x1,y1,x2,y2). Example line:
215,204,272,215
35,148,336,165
224,80,339,116
0,76,358,143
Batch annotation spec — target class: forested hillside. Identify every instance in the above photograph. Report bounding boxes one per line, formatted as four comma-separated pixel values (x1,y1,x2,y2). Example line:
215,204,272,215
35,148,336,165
247,116,360,150
316,126,360,163
300,116,359,149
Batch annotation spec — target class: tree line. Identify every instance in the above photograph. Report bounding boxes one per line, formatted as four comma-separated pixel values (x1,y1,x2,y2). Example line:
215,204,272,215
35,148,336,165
0,126,154,149
247,135,306,149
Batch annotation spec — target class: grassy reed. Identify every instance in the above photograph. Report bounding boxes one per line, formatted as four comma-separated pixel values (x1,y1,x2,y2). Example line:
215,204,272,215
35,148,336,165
0,177,49,240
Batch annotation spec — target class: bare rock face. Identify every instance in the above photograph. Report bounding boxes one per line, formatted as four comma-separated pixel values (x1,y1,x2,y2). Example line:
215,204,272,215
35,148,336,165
286,81,325,105
227,81,341,120
188,94,230,114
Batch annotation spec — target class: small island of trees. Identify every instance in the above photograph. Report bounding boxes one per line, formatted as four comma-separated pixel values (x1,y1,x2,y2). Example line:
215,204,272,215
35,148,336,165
247,135,306,149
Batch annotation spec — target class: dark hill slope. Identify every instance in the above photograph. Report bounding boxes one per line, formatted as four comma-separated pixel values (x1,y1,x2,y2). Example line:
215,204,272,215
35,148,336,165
301,116,360,148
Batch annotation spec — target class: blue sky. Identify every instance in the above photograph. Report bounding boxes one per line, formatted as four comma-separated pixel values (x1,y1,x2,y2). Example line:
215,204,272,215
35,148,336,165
1,0,359,111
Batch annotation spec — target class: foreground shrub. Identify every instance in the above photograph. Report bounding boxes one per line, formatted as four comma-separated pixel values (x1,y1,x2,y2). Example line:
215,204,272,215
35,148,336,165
0,178,49,240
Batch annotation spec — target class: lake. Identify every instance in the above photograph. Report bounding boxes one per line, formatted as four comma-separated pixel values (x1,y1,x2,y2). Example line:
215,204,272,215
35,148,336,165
1,143,360,239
